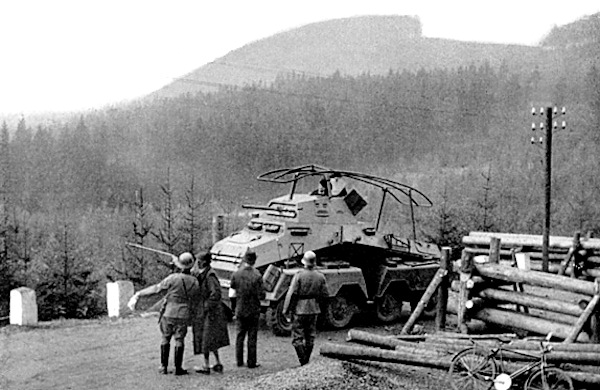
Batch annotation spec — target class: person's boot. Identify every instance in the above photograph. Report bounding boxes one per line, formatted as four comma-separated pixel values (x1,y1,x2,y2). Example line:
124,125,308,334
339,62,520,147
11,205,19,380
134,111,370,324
302,344,314,366
174,346,188,375
294,345,305,366
159,344,169,374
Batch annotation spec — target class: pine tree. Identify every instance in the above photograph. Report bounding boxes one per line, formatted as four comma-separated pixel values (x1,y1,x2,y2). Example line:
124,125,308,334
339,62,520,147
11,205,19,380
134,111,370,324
179,176,207,254
35,217,100,320
153,169,179,264
0,122,12,316
476,166,496,232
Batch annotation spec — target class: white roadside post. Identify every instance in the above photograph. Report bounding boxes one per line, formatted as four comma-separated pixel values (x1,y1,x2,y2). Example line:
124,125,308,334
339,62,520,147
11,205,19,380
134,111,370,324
107,280,135,318
10,287,38,326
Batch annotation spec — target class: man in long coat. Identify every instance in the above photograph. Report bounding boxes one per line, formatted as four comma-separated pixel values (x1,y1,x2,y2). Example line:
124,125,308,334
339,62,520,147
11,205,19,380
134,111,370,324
230,250,265,368
192,252,230,374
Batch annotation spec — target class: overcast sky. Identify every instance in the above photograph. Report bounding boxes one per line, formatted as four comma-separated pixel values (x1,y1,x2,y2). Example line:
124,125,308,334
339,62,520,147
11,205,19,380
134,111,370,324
1,0,598,115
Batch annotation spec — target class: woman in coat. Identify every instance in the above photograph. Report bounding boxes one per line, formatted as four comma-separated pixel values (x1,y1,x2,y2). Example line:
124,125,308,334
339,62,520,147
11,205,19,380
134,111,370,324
192,252,230,374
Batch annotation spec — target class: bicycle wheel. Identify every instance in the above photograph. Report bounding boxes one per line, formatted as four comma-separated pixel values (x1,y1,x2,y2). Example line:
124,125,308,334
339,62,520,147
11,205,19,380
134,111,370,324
524,367,574,390
448,348,497,390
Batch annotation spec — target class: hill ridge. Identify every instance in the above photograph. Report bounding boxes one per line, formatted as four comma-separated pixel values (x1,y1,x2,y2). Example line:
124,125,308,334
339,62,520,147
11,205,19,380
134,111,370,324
149,15,544,100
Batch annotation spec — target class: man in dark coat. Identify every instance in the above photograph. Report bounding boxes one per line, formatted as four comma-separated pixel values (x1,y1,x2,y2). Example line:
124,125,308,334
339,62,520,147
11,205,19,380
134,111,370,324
230,250,265,368
283,251,329,366
191,252,230,374
128,252,200,375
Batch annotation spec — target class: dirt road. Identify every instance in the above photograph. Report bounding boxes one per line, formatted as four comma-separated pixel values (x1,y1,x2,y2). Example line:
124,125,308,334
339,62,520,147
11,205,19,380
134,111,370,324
0,314,447,390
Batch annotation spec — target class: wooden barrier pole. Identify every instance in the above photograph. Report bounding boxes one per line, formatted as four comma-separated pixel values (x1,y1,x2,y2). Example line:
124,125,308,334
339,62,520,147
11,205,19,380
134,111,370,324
319,343,451,369
465,297,485,311
565,280,600,343
591,310,600,343
463,233,600,250
559,231,580,276
489,237,500,264
346,329,407,349
401,267,447,334
457,250,474,334
466,247,565,261
511,248,528,314
450,276,485,292
475,263,596,296
476,287,584,317
435,247,451,331
424,335,600,353
474,307,587,341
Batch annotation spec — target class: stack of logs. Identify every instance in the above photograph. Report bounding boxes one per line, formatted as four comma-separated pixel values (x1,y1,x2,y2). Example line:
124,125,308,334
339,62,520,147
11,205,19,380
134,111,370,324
319,231,600,388
462,231,600,277
452,234,600,343
320,330,600,387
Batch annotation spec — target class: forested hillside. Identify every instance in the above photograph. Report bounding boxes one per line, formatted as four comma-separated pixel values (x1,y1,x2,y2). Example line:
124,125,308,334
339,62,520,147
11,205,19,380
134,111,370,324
1,14,600,321
151,15,542,99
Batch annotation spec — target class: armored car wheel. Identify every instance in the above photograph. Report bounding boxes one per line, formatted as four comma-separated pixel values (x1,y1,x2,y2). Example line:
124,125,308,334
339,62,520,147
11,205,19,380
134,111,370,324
375,293,401,323
323,295,355,329
266,299,292,337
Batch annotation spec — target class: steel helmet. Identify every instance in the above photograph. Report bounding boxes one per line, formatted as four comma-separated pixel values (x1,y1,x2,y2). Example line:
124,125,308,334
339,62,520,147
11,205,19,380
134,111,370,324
174,252,194,270
301,251,317,267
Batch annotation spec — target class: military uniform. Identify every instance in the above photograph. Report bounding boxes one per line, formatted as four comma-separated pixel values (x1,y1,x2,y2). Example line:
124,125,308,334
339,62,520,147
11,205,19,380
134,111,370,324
283,253,329,366
158,272,199,340
158,272,200,374
128,252,199,375
230,255,265,368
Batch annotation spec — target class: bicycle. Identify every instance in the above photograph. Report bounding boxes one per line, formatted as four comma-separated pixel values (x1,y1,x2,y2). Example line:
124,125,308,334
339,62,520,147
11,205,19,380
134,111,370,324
447,333,574,390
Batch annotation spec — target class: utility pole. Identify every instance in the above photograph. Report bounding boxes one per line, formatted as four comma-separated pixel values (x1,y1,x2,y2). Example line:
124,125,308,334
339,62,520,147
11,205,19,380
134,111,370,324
531,106,566,272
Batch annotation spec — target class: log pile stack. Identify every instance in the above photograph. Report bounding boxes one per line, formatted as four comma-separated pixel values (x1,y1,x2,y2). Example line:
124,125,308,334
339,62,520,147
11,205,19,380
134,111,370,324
319,329,600,387
451,241,600,343
462,231,600,277
319,232,600,388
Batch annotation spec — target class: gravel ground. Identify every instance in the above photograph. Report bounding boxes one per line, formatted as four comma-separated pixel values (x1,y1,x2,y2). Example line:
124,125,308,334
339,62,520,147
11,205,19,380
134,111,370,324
0,312,448,390
236,358,449,390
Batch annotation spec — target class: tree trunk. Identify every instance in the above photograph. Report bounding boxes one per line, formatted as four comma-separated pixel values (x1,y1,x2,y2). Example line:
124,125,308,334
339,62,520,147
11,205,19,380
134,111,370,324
435,247,451,331
464,232,600,250
346,329,406,350
401,267,446,334
319,342,450,369
447,293,587,341
475,263,596,296
566,293,600,343
476,287,584,316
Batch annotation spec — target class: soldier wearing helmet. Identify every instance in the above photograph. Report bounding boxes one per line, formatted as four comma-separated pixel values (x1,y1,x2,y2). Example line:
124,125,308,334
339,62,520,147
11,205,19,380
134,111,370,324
128,252,200,375
283,251,329,366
